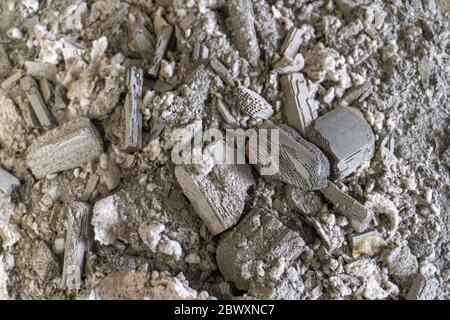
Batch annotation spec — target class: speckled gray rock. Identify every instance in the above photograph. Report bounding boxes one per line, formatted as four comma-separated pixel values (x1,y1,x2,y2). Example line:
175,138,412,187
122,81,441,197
216,208,305,290
30,240,60,283
406,274,439,300
26,117,103,179
309,107,375,179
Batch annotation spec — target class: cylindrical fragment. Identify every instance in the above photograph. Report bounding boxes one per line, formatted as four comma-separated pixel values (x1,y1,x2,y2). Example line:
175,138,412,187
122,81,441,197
26,117,104,179
216,209,305,290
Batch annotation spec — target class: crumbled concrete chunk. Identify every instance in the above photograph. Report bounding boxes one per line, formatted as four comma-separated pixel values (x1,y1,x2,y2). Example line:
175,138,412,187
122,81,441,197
175,161,255,235
227,0,261,66
320,181,373,233
351,231,386,258
26,117,104,179
383,244,418,284
280,73,318,136
249,122,330,190
62,202,92,290
20,76,56,130
123,66,143,152
216,209,305,290
0,168,20,197
0,92,28,153
92,194,123,246
309,107,375,179
233,85,274,120
30,240,60,282
407,274,439,300
138,221,165,252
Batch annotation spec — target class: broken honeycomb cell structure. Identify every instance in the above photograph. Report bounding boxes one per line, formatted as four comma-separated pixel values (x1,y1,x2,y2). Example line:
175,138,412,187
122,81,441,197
216,208,305,290
175,162,255,235
26,117,104,179
308,106,375,179
248,121,330,190
233,85,274,120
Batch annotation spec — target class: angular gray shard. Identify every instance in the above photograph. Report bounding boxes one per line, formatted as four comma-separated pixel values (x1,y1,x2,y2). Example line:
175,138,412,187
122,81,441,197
24,61,58,82
175,162,255,235
233,86,274,120
62,201,92,290
216,98,239,127
308,107,375,179
340,81,373,107
209,58,235,86
193,43,209,61
30,240,60,282
248,122,330,190
132,25,155,56
0,44,12,79
227,0,261,66
320,181,374,233
149,25,173,78
280,73,318,136
123,66,143,152
152,78,175,93
216,208,305,290
20,76,56,130
0,168,21,197
1,69,24,90
279,27,302,59
26,117,104,179
407,274,439,300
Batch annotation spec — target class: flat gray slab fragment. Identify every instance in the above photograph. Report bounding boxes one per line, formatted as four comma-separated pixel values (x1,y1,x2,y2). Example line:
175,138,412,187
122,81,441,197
216,208,305,290
26,117,104,179
309,106,375,179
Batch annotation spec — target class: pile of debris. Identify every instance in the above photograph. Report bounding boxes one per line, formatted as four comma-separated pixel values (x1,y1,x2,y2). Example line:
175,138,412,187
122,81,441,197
0,0,449,300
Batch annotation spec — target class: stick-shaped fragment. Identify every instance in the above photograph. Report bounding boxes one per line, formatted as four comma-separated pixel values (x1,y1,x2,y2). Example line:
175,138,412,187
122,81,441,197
248,122,330,190
320,181,374,233
280,73,318,136
0,44,12,78
149,25,173,78
0,168,20,197
228,0,260,66
20,76,56,130
233,85,274,120
123,66,143,152
209,58,235,86
340,81,373,107
280,27,302,59
26,117,103,179
62,201,92,290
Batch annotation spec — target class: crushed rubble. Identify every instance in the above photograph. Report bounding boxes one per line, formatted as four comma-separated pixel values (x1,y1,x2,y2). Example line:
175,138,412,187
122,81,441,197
0,0,448,300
